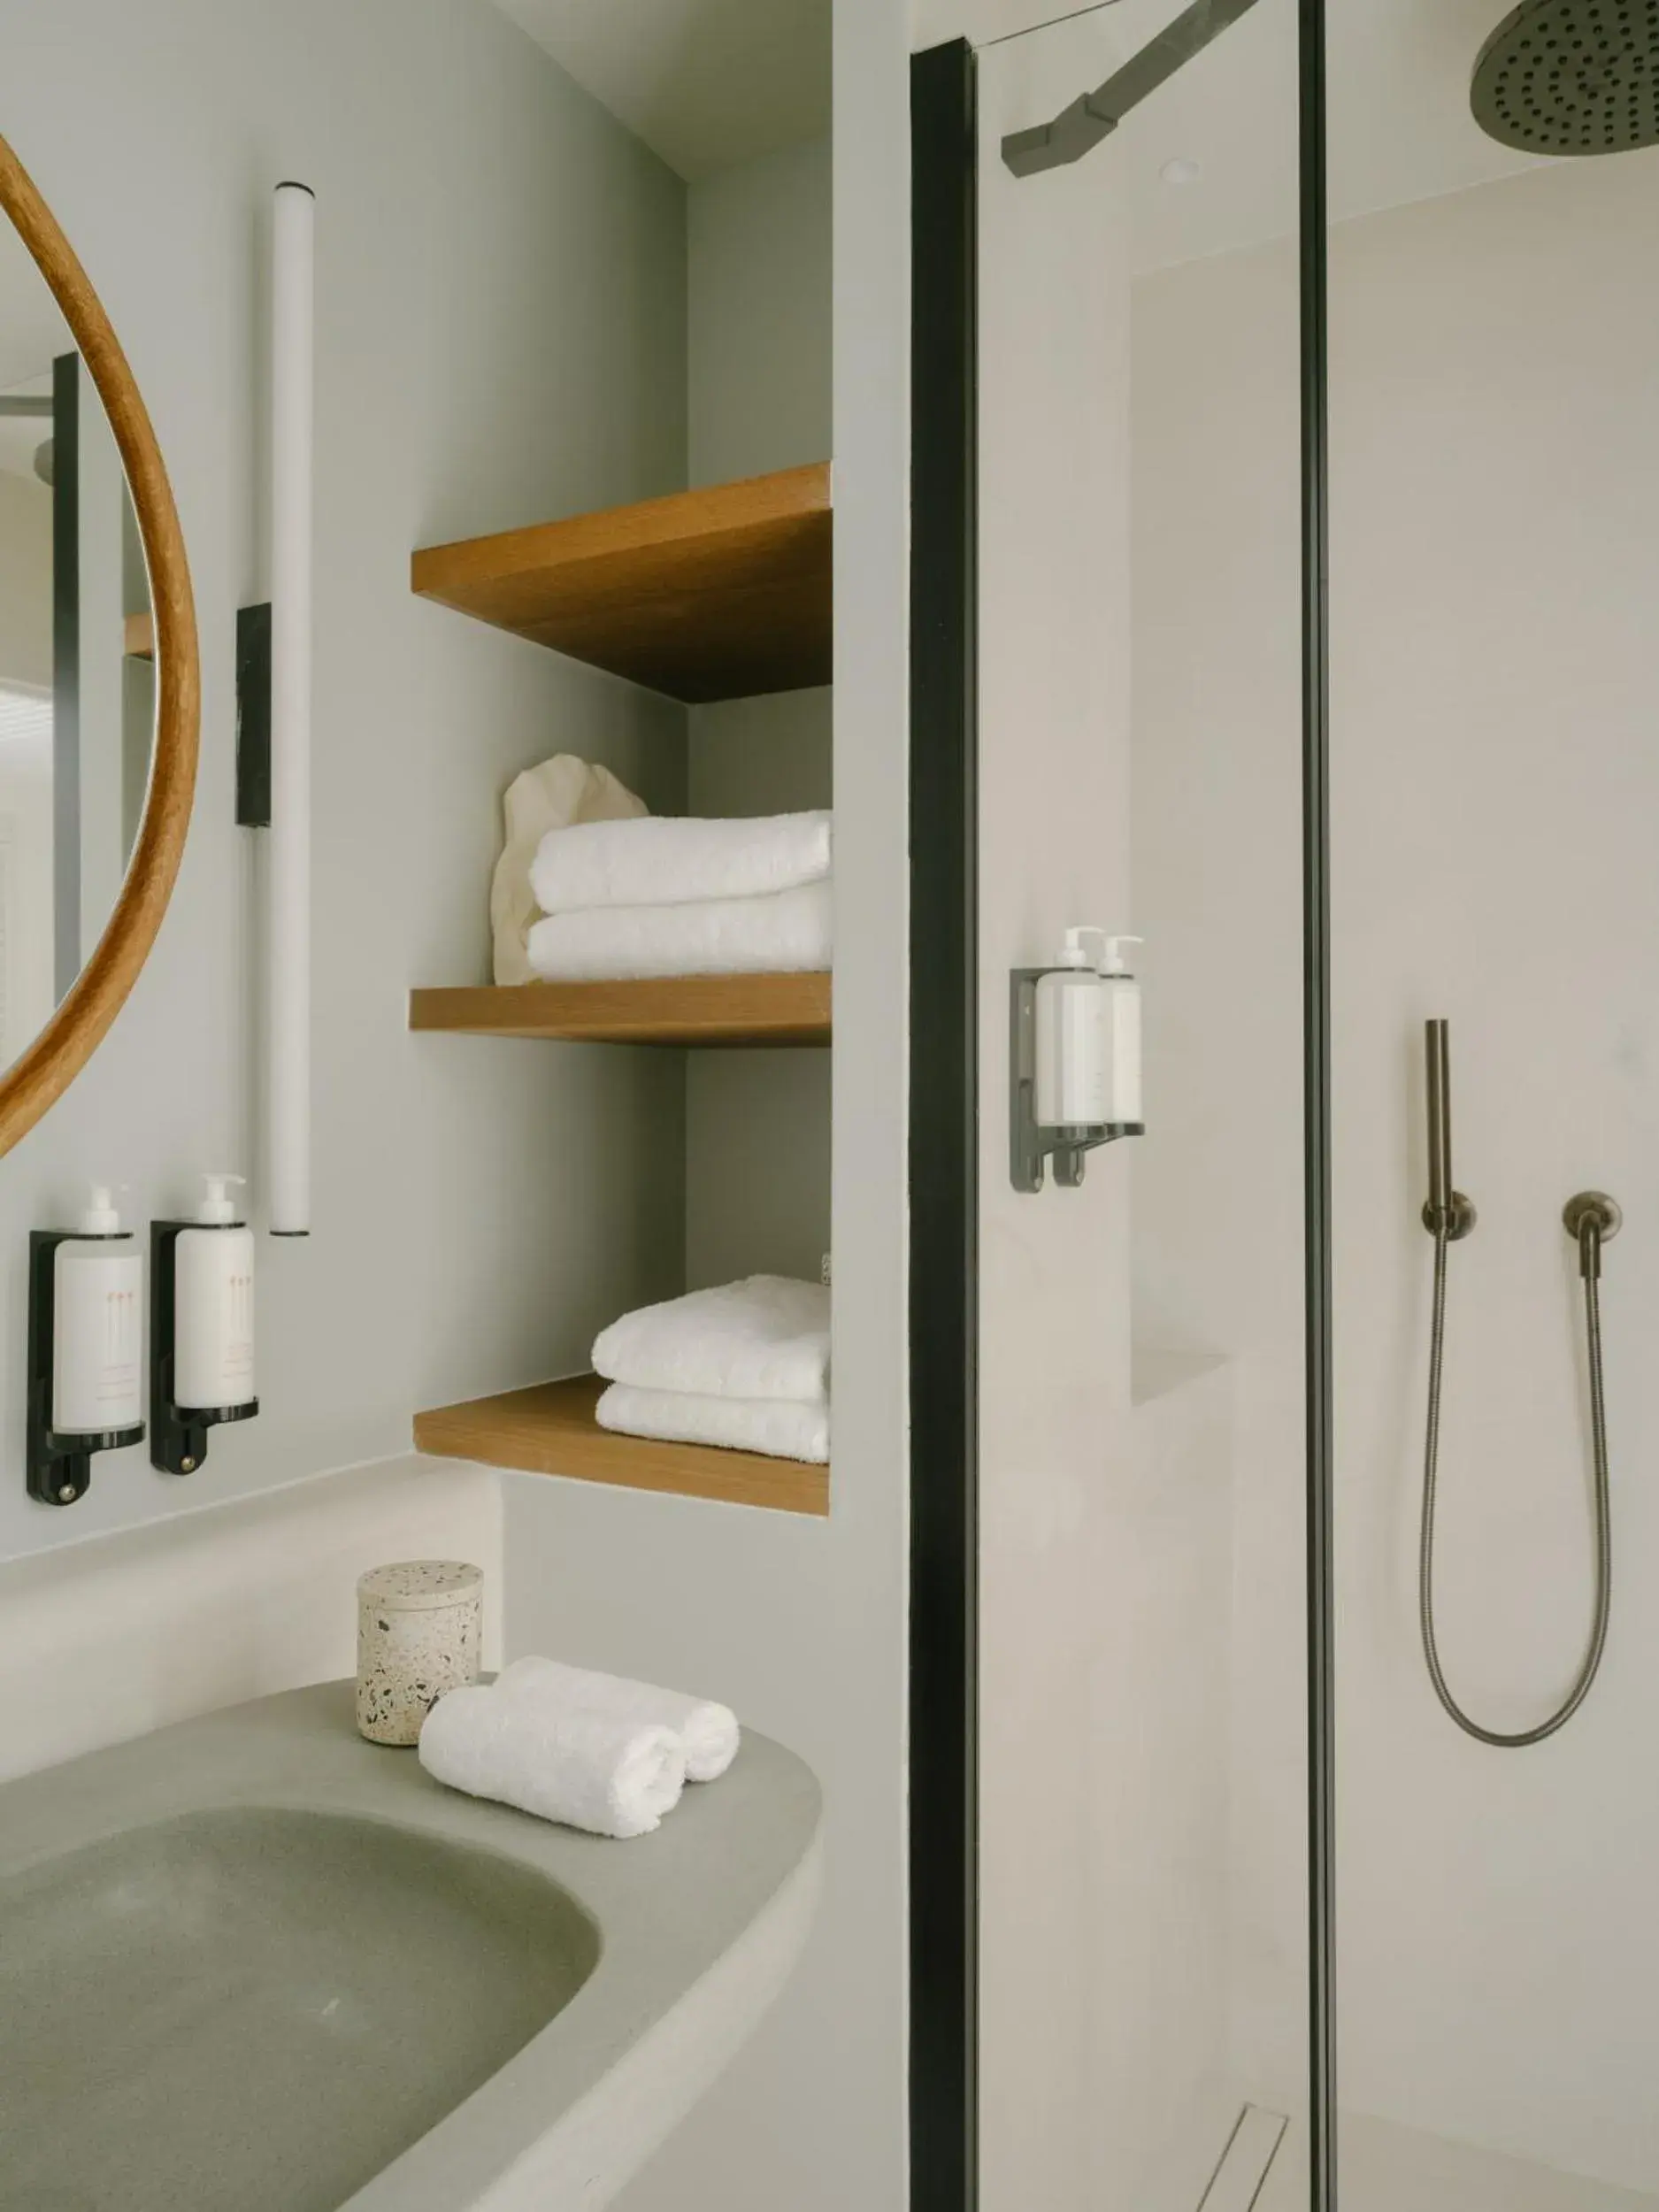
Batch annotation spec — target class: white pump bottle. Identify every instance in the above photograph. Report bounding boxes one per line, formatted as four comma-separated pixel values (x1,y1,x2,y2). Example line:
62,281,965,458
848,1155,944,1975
173,1175,256,1411
1034,929,1143,1130
53,1185,142,1433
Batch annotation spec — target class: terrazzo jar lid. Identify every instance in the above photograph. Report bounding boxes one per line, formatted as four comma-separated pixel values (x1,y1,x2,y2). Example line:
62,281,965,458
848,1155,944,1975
357,1559,482,1613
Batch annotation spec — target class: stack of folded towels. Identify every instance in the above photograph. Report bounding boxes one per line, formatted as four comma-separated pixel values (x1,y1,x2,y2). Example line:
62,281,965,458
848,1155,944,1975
419,1654,740,1840
526,808,832,982
592,1274,830,1464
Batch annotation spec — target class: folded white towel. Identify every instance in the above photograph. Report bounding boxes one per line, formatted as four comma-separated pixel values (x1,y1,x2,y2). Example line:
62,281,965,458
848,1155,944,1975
597,1380,829,1467
496,1654,741,1784
593,1275,830,1403
526,879,831,984
419,1679,685,1839
531,809,830,917
490,755,648,985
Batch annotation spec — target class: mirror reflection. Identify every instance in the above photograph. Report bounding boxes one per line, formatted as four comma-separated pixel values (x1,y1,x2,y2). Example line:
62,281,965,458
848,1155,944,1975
0,218,153,1072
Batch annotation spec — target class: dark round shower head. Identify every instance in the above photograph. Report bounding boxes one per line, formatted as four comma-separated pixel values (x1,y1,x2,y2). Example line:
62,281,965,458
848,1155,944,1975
1472,0,1659,153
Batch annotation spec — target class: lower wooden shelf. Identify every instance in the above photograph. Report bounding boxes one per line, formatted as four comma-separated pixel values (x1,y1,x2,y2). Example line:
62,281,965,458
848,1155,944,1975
408,971,830,1047
413,1372,830,1517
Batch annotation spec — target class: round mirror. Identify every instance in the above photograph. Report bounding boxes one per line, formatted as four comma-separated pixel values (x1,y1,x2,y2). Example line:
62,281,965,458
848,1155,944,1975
0,134,197,1155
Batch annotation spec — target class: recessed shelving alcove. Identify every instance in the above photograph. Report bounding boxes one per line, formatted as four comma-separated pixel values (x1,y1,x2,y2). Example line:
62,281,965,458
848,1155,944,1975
409,462,833,1509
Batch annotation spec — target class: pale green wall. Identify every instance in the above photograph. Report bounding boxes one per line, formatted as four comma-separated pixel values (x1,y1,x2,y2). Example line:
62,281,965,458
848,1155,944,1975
0,0,689,1560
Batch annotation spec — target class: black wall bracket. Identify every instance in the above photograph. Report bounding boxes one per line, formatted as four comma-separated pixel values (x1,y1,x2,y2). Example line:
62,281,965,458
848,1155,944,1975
27,1230,144,1507
1010,970,1143,1193
235,601,272,828
149,1221,259,1476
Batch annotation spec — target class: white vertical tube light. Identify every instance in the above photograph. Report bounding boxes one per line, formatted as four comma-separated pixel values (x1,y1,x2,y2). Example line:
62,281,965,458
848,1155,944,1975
269,181,314,1235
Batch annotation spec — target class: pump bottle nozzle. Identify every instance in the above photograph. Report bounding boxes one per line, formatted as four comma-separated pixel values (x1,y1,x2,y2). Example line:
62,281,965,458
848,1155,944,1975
196,1173,248,1226
1058,928,1141,974
78,1185,126,1234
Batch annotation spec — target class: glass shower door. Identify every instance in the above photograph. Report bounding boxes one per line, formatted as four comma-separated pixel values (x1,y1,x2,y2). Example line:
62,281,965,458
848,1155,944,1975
973,4,1312,2204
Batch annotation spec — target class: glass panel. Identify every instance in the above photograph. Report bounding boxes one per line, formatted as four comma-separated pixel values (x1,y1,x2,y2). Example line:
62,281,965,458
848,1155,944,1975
1330,8,1659,2207
974,4,1310,2203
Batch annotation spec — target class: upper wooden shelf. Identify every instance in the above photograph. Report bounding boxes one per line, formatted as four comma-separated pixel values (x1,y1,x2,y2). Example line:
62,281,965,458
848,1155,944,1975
411,463,833,705
409,971,829,1047
414,1373,829,1517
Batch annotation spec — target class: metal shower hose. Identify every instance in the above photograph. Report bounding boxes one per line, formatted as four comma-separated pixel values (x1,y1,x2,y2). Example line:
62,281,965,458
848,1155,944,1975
1418,1216,1612,1747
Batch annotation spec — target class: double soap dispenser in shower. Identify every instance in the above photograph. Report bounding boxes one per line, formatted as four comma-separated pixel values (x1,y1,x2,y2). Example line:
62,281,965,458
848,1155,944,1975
150,1176,258,1477
1011,928,1145,1191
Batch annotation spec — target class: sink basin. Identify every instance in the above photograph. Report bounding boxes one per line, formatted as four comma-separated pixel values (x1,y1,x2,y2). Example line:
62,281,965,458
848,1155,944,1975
1,1807,599,2211
0,1683,821,2212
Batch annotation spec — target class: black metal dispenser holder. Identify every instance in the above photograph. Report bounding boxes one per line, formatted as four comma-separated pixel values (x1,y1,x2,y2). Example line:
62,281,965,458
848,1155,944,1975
27,1230,144,1507
150,1222,259,1476
1010,969,1144,1194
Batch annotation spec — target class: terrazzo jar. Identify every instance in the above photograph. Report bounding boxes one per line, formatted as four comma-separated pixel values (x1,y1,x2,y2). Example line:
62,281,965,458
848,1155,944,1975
356,1560,483,1746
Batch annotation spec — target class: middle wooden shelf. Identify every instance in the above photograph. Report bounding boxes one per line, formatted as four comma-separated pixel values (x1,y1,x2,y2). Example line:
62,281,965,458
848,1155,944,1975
409,970,830,1047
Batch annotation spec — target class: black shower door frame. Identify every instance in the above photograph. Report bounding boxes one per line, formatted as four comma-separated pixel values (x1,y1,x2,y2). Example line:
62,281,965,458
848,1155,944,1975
905,6,1335,2209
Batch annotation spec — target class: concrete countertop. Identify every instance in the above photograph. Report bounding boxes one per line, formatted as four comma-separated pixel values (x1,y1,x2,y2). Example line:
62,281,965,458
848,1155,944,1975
0,1679,823,2211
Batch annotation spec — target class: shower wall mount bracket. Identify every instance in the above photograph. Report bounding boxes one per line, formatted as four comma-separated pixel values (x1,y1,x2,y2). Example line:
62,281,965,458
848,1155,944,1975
1420,1192,1477,1241
1010,969,1141,1194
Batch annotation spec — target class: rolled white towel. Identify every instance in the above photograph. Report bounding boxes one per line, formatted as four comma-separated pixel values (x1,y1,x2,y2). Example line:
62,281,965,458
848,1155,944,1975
531,809,830,916
526,879,831,984
419,1680,686,1838
593,1275,830,1403
497,1654,741,1784
597,1380,828,1466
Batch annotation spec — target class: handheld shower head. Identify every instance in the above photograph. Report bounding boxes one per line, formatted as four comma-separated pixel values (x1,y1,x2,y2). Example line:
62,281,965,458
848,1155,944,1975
1472,0,1659,154
1421,1021,1477,1241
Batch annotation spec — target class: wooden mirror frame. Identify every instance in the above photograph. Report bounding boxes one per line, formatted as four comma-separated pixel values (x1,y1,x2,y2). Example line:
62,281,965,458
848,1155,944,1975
0,131,198,1156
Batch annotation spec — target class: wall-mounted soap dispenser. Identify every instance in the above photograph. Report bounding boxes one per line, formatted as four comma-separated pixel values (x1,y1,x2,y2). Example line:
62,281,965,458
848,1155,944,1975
150,1176,258,1476
27,1187,145,1506
1011,929,1145,1192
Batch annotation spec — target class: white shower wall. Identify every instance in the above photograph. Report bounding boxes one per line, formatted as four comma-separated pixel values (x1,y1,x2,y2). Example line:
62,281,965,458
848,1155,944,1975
1133,150,1659,2193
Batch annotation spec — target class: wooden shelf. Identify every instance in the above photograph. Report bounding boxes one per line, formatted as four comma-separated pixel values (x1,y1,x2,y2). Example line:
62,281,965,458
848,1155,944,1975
411,463,832,704
409,971,830,1047
414,1373,829,1517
